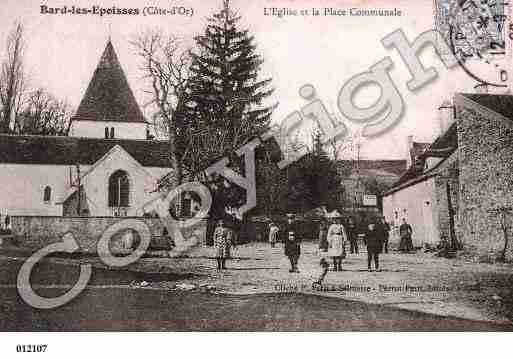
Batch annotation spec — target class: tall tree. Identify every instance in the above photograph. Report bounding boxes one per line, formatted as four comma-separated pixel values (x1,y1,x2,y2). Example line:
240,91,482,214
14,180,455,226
0,21,26,133
186,0,275,220
187,0,275,163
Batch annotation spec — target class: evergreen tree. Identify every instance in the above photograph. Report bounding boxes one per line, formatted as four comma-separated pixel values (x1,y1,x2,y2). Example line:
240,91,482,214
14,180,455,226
187,0,275,158
185,0,276,229
287,132,343,212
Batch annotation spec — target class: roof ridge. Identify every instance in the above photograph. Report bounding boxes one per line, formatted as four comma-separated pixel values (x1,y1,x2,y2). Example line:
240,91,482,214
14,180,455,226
73,40,147,123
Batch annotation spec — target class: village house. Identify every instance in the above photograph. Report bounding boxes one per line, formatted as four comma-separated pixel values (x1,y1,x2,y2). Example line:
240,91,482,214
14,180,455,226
383,89,513,260
0,41,176,218
337,159,406,214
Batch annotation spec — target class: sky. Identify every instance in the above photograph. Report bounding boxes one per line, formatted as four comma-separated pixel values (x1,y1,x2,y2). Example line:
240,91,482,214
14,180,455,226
0,0,503,160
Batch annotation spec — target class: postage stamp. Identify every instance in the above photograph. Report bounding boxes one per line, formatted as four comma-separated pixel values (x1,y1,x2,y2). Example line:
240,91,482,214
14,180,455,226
435,0,511,86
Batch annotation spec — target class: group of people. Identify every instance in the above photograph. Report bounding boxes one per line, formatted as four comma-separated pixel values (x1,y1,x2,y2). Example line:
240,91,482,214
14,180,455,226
270,213,391,274
318,214,390,272
212,211,413,274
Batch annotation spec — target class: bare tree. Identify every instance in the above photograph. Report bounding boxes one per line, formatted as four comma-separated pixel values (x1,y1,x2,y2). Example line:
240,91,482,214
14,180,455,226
0,21,26,133
131,29,192,189
18,88,72,135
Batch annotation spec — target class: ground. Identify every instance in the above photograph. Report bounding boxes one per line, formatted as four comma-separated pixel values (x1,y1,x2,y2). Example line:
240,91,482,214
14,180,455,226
1,242,513,330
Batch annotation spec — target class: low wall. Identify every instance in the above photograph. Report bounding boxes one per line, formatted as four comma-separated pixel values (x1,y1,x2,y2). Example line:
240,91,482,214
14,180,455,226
10,216,207,253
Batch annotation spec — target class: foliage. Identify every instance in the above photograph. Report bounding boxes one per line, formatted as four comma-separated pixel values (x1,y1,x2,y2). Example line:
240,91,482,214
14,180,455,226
0,22,25,133
17,88,71,135
186,0,275,162
286,131,343,213
184,0,276,217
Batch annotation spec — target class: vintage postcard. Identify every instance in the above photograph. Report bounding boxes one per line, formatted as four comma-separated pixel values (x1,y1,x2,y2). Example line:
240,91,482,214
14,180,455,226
1,0,513,346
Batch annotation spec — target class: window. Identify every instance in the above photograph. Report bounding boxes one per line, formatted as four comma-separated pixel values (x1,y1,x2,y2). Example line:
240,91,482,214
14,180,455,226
43,186,52,203
108,170,129,207
105,127,109,139
110,127,115,139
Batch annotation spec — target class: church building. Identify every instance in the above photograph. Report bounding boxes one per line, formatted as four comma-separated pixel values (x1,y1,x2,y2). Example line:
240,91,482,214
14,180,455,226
0,41,174,217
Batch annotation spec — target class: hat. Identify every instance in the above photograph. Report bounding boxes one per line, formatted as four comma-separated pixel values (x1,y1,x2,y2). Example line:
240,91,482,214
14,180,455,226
326,210,343,219
286,213,295,218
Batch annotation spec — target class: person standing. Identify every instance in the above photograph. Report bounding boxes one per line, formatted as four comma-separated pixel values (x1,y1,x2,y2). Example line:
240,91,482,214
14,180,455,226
318,219,329,252
399,218,413,252
364,221,383,272
283,213,301,273
376,216,390,254
213,219,235,270
382,216,391,253
268,222,279,248
346,217,358,254
327,214,347,271
4,214,10,233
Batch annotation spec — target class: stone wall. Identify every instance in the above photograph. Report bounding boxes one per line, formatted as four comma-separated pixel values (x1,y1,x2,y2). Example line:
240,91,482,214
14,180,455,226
10,216,207,253
457,105,513,260
433,153,459,245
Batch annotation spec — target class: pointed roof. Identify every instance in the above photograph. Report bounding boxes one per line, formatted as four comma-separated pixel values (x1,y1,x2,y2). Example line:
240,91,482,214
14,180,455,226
73,41,147,123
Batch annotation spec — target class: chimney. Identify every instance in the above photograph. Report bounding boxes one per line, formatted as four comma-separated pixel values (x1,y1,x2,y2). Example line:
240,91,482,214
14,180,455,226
438,99,454,136
406,135,414,168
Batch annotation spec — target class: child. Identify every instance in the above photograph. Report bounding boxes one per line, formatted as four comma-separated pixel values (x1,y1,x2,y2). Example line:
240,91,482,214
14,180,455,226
312,258,330,288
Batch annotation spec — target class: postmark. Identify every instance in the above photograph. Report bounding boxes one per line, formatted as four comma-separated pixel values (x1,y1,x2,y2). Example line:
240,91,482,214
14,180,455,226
435,0,511,86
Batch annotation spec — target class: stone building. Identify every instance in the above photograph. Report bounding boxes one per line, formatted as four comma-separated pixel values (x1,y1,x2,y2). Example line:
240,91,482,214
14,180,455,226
383,91,513,260
455,93,513,260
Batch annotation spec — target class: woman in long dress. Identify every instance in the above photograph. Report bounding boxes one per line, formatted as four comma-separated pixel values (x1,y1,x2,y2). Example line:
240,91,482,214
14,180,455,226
327,215,347,271
318,219,329,252
268,222,279,248
213,219,234,270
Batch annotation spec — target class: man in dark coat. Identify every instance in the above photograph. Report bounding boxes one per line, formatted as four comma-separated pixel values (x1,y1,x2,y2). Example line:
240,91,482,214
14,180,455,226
364,222,383,272
399,218,413,252
346,217,358,254
282,214,301,273
376,216,390,253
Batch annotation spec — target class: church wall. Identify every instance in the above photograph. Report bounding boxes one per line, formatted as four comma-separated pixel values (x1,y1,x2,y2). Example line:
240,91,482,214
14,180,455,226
70,120,147,140
10,215,208,253
80,148,163,217
0,163,71,216
0,161,172,217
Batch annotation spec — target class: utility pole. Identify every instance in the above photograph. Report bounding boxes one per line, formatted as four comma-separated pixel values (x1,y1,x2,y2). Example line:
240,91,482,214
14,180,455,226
76,164,81,217
354,131,362,212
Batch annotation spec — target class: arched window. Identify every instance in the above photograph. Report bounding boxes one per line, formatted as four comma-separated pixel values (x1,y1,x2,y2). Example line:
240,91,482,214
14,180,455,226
108,170,129,207
43,186,52,203
110,127,115,139
105,127,109,138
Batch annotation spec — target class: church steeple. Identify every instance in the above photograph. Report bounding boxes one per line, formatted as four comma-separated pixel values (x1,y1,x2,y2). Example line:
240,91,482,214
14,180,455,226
72,40,146,124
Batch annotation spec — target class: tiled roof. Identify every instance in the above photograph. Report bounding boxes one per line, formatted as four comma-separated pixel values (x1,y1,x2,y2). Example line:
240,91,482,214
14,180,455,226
0,135,172,167
73,41,147,123
460,93,513,120
336,160,407,177
387,122,458,192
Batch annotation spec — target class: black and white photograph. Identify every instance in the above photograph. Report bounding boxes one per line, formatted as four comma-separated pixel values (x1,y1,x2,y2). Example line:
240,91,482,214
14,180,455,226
0,0,513,353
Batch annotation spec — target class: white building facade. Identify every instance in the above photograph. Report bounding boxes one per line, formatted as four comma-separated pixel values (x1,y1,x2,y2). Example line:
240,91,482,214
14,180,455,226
0,41,174,217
